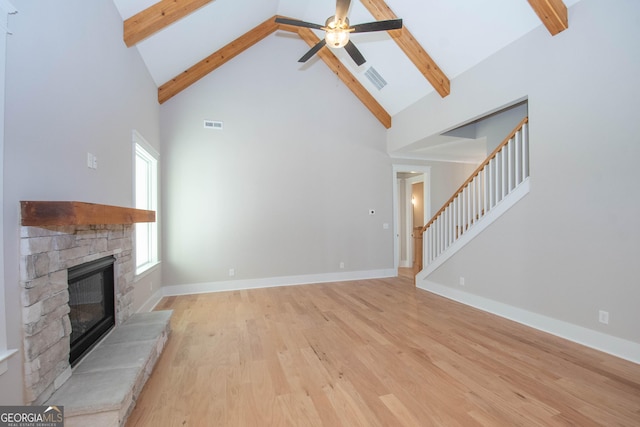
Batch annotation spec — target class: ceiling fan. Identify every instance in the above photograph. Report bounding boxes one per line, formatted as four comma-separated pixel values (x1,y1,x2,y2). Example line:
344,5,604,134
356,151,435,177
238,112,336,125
275,0,403,66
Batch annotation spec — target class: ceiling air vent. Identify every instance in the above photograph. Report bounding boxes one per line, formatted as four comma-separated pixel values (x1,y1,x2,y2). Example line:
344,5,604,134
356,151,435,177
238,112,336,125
204,120,223,130
364,66,387,91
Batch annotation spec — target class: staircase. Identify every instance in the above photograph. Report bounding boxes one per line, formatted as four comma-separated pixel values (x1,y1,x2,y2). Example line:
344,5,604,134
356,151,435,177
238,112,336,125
419,118,530,276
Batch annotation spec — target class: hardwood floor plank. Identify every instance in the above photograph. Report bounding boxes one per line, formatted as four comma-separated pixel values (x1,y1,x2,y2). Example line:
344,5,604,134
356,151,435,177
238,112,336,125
323,380,381,427
127,277,640,426
276,392,323,427
379,394,424,427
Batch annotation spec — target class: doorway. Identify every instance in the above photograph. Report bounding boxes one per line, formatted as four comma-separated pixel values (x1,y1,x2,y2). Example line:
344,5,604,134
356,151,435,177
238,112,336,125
411,180,424,273
392,165,431,275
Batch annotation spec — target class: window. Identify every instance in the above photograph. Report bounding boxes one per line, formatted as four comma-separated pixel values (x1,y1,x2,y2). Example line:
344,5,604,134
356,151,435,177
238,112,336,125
134,131,159,275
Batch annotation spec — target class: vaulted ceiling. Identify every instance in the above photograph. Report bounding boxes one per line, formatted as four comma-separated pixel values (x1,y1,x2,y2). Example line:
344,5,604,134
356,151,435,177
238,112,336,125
111,0,574,130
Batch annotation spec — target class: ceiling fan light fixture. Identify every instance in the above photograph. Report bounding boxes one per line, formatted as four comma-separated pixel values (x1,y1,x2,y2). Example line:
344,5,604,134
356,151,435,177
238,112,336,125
279,1,403,65
324,16,350,48
325,29,350,48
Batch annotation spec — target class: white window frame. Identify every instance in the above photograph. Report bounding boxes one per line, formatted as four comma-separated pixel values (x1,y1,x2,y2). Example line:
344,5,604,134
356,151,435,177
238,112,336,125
133,130,159,276
0,0,18,375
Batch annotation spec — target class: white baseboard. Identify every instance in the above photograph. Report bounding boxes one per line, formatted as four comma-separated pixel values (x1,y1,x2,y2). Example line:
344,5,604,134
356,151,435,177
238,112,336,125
161,269,397,297
136,288,164,313
0,349,18,376
136,269,397,313
418,279,640,364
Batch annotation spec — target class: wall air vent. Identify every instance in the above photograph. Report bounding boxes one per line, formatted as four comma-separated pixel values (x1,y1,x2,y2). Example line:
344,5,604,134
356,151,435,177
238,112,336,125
364,67,387,91
204,120,223,130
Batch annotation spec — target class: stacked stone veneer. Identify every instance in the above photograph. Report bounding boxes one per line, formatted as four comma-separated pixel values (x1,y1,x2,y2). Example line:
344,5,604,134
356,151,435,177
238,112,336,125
19,224,136,405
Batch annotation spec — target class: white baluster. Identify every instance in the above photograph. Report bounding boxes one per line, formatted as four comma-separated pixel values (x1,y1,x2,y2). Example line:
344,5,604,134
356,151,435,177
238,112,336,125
440,215,444,254
460,190,465,236
470,178,475,226
483,167,488,217
468,184,472,227
442,209,446,251
462,188,469,233
508,137,513,192
444,205,448,250
442,212,446,253
463,188,466,230
494,153,499,203
480,169,484,217
475,176,480,221
523,123,529,179
453,196,457,241
436,217,440,257
456,195,462,239
448,203,452,246
515,130,521,186
476,173,480,219
431,226,435,264
425,227,430,264
432,219,436,259
501,147,507,199
433,218,437,258
488,159,493,208
451,200,455,244
432,224,436,261
450,198,454,244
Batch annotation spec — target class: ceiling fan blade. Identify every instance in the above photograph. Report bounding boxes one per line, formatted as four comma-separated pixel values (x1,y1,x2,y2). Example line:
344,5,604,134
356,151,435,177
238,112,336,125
350,19,403,33
344,40,366,66
335,0,351,23
275,17,324,31
299,39,327,63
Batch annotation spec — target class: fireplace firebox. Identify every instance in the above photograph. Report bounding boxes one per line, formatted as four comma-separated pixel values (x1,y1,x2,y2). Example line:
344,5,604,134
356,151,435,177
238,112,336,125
68,256,116,366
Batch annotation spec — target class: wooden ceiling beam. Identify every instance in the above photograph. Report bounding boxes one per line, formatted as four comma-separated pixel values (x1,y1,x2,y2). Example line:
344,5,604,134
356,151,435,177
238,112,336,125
359,0,450,98
158,16,278,104
124,0,214,47
527,0,568,35
293,27,392,129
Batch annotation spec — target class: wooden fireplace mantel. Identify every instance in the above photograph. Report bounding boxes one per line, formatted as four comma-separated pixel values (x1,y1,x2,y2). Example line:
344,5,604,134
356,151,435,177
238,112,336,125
20,201,156,226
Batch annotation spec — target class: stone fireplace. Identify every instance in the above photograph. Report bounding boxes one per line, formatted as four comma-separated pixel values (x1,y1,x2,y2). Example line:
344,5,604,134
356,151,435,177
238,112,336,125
18,201,155,405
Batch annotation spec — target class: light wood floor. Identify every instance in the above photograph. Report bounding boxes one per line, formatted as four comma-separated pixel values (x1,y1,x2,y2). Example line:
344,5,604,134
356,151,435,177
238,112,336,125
127,276,640,426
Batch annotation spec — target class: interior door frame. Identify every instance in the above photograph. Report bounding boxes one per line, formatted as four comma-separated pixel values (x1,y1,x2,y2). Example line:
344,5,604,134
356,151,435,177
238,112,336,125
406,175,425,267
392,164,431,274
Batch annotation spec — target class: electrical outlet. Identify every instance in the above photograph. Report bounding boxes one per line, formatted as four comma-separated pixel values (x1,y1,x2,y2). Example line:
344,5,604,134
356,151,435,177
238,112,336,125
459,277,465,286
228,268,235,277
86,152,98,169
598,310,609,324
339,262,345,269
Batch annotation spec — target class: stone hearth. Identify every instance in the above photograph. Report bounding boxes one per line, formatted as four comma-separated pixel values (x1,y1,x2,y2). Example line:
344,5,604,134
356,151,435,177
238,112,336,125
45,310,171,427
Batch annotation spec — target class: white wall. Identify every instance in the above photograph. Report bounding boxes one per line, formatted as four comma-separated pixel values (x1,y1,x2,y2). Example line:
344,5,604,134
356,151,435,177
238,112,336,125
397,0,640,348
160,34,394,287
426,161,477,215
1,0,160,403
476,102,528,153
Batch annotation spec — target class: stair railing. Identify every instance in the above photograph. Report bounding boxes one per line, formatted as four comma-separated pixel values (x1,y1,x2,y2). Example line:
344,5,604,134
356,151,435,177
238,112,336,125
421,117,529,267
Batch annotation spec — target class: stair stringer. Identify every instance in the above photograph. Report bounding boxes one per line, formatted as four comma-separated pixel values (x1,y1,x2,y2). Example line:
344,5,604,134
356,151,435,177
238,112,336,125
417,178,530,280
